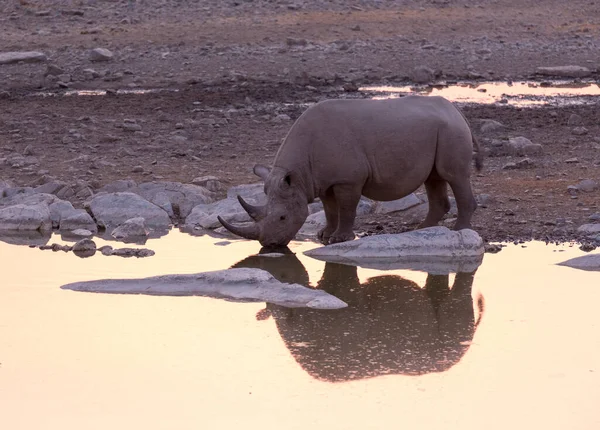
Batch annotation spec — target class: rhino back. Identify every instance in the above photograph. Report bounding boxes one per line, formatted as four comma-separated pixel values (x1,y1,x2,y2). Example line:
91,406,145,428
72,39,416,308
273,96,473,199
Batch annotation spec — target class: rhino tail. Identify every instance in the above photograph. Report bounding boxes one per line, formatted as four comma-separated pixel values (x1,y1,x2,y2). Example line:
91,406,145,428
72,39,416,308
472,134,484,172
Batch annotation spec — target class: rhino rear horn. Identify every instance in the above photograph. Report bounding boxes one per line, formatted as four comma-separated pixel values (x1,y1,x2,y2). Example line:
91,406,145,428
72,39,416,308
237,195,267,221
217,216,260,240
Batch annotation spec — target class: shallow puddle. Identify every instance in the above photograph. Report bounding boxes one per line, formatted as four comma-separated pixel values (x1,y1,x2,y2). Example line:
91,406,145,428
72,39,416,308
362,81,600,106
1,232,599,429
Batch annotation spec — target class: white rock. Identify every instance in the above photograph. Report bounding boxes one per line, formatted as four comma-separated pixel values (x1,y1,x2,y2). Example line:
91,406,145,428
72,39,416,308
374,194,422,214
304,226,484,274
0,51,47,64
61,268,348,309
89,192,171,231
557,253,600,271
536,65,591,78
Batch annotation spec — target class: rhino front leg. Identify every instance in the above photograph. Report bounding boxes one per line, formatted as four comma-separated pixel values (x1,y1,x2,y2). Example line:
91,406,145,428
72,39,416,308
328,184,361,244
317,192,338,244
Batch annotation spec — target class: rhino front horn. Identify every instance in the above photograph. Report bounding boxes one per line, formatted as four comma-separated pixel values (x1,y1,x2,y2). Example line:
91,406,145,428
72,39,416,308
237,195,267,221
217,216,260,240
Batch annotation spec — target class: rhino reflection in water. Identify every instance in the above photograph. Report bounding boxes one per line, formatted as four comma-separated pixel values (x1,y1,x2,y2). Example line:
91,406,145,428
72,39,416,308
232,250,483,382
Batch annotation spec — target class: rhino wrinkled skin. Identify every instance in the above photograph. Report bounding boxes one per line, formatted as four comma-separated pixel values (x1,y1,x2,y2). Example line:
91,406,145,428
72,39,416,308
219,96,482,247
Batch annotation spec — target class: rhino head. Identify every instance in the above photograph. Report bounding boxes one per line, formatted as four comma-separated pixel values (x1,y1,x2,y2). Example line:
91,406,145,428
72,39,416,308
218,164,309,248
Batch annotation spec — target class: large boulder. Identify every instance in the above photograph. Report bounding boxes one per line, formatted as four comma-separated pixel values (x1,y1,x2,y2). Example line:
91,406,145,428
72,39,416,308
0,203,52,232
88,192,171,231
304,226,484,274
133,181,214,219
226,183,267,204
557,253,600,271
60,209,98,233
61,268,348,309
184,197,252,229
110,217,149,242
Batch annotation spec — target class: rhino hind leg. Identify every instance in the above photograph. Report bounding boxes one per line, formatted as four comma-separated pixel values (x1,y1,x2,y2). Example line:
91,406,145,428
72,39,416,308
419,173,451,229
448,179,477,230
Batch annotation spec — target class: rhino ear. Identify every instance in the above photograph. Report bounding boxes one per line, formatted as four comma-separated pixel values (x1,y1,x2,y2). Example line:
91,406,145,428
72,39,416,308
253,164,271,180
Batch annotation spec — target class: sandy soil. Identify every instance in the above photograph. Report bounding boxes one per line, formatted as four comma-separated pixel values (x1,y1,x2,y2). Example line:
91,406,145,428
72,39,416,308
1,0,599,245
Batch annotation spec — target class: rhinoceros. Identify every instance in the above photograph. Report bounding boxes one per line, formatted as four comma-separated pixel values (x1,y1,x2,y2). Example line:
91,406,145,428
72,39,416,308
218,95,482,247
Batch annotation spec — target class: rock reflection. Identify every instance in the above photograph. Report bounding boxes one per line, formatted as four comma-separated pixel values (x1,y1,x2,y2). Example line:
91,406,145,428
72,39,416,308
233,249,483,381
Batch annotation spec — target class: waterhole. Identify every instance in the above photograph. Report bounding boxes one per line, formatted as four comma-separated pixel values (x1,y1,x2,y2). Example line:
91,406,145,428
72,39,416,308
30,80,600,107
361,80,600,106
1,230,599,429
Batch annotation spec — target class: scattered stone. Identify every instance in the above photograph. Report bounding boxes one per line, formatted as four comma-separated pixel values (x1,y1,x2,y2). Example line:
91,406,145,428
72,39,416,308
40,243,72,252
35,180,67,195
304,227,484,274
523,143,543,155
505,136,534,156
111,217,149,242
574,179,598,193
70,229,94,237
589,213,600,222
557,253,600,271
536,65,591,78
572,126,588,136
72,238,96,256
480,119,507,133
343,82,359,92
61,268,348,309
89,48,113,62
132,165,144,173
484,243,503,253
567,113,583,126
192,175,224,192
580,243,597,252
272,114,291,122
411,66,435,84
108,247,155,258
577,224,600,235
565,157,579,164
0,51,47,64
122,122,142,132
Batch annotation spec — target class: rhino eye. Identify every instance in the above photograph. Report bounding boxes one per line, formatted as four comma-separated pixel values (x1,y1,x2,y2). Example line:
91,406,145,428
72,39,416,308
280,215,287,221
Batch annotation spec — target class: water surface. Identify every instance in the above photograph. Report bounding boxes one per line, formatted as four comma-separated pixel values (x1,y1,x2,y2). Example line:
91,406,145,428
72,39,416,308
1,232,599,430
